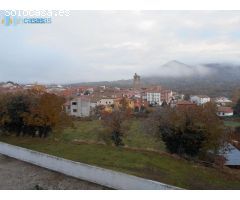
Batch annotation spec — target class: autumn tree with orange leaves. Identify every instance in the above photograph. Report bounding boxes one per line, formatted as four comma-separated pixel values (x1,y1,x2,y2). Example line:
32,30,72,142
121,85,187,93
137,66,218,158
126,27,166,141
0,91,71,138
23,93,71,137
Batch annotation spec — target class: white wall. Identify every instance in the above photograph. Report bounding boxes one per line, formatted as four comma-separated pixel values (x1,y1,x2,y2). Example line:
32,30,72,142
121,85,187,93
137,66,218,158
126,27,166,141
70,98,90,117
190,96,210,105
97,99,114,106
0,142,180,190
146,92,161,105
217,112,233,117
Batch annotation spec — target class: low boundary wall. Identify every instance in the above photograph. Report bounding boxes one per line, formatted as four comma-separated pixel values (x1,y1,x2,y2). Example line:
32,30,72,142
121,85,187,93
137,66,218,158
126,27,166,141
0,141,180,190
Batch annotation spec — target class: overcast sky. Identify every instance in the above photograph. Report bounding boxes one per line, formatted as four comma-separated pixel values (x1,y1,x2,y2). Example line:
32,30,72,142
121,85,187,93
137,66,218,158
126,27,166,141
1,11,240,84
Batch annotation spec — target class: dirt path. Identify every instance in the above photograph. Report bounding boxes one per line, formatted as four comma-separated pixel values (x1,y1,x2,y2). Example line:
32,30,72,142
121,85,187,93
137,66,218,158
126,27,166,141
0,154,108,190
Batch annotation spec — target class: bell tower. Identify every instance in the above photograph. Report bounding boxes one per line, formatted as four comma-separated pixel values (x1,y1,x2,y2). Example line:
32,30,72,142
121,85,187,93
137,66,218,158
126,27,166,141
133,73,140,90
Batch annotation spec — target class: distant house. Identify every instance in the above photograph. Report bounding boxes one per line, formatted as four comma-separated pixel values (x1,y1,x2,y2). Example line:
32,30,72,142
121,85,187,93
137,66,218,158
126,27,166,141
175,100,197,109
142,86,173,106
160,89,173,103
1,82,16,88
89,96,101,108
214,97,232,106
146,92,161,105
190,95,210,105
97,98,115,106
69,97,91,117
217,106,233,117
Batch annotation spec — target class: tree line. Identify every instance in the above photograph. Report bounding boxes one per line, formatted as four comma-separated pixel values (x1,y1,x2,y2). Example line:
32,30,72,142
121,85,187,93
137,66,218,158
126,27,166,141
0,90,71,137
102,100,230,163
0,90,238,164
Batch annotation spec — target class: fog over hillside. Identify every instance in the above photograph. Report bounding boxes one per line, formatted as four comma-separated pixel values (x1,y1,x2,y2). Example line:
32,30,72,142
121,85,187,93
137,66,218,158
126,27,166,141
146,60,213,77
70,60,240,97
143,61,240,97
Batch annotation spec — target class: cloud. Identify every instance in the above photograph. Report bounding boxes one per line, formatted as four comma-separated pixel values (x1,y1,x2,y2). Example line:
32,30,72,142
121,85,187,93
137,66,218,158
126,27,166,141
1,11,240,83
137,20,156,31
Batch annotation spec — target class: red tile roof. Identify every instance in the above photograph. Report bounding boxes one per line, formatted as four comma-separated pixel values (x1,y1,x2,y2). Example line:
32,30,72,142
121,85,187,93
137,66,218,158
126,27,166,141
217,107,233,113
176,100,196,106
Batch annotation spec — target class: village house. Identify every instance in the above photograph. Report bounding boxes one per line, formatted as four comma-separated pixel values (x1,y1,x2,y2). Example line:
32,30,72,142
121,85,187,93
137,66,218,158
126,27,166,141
46,85,66,95
1,81,18,88
216,106,234,117
175,100,197,109
190,95,210,105
117,89,136,98
142,86,173,105
160,89,173,103
146,92,161,105
214,97,232,106
69,97,91,117
97,98,115,106
172,92,184,101
0,82,23,94
141,86,173,106
141,86,161,105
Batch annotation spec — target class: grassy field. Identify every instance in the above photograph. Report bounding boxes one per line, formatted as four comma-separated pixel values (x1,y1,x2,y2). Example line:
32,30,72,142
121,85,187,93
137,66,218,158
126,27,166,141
59,119,165,151
1,134,240,189
224,120,240,128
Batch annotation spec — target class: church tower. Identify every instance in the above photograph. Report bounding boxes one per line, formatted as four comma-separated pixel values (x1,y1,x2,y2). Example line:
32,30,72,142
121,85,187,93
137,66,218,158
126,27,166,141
133,73,140,90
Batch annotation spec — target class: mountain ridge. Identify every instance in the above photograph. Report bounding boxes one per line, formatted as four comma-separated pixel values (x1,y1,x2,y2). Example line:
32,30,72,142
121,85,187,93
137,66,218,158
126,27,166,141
66,60,240,97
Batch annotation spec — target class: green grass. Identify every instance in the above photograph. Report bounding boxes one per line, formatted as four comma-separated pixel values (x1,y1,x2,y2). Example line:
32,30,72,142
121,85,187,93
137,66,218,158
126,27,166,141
0,135,240,189
224,120,240,128
1,119,240,189
59,119,165,151
123,120,165,151
60,120,104,142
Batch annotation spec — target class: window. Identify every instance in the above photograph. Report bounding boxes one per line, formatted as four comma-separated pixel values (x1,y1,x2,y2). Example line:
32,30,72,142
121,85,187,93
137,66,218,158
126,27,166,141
73,109,77,112
72,102,77,105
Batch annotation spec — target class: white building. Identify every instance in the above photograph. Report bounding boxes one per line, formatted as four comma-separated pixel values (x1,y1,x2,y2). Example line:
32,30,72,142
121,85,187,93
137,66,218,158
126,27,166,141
1,81,18,89
97,98,115,106
190,95,210,105
70,97,91,117
214,97,232,106
146,92,161,105
1,82,15,88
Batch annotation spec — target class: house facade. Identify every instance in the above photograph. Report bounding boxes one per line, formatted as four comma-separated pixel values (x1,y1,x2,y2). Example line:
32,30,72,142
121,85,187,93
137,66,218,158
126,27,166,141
70,97,91,117
146,92,161,105
217,106,234,117
190,95,210,105
97,98,115,106
214,97,232,106
160,89,173,103
175,100,197,109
